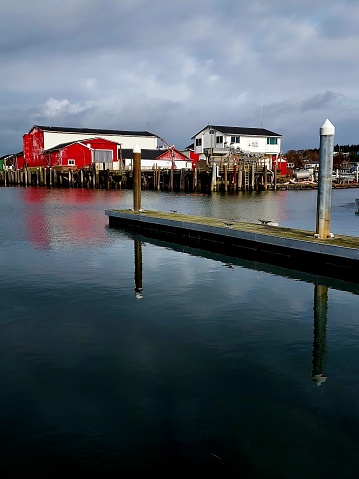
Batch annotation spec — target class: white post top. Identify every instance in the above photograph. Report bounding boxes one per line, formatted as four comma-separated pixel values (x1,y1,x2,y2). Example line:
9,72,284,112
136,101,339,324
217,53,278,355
320,119,335,136
133,144,141,153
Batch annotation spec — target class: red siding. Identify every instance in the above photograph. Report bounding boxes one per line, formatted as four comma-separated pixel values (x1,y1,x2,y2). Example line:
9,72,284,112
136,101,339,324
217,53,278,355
23,127,45,167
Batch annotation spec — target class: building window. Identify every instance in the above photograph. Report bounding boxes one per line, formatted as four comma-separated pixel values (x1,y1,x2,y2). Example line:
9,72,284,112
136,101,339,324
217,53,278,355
231,136,240,143
92,150,113,162
195,138,202,147
68,159,75,165
216,136,223,144
267,137,278,145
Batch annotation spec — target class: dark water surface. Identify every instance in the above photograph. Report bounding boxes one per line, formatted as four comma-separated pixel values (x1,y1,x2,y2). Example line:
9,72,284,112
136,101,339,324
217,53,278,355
0,188,359,478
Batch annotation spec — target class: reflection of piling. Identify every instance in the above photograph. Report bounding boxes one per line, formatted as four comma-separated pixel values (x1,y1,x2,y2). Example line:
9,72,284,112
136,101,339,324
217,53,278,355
312,284,328,385
316,119,335,239
133,145,141,212
134,240,143,299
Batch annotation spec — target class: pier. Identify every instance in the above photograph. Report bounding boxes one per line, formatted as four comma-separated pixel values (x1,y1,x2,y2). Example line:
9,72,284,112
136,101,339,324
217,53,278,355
106,209,359,282
3,162,357,192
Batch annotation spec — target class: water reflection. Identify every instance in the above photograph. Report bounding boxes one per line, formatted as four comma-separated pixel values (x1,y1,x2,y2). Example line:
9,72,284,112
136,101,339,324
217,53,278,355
134,240,143,299
312,285,328,386
21,188,120,248
129,236,341,388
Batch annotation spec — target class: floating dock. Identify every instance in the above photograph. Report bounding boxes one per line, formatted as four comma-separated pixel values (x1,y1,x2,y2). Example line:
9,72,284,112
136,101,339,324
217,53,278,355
106,210,359,282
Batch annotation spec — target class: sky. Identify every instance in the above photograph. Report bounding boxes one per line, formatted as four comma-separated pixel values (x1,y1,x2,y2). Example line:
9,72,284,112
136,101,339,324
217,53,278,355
1,0,358,156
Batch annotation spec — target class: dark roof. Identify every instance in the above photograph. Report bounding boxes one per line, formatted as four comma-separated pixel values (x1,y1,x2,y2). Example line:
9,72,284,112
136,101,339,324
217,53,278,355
44,137,120,153
29,125,157,137
120,149,162,160
45,141,80,152
0,151,23,158
192,125,282,139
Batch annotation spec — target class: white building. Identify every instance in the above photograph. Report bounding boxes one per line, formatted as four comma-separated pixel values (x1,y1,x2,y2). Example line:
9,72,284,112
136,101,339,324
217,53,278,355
192,125,283,159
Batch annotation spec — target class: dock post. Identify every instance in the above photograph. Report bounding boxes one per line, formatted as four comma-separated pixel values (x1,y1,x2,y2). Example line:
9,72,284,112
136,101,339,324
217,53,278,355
312,284,328,385
264,165,268,190
157,165,161,191
316,119,335,239
133,144,142,212
238,166,242,190
224,163,228,192
211,164,217,192
251,163,255,190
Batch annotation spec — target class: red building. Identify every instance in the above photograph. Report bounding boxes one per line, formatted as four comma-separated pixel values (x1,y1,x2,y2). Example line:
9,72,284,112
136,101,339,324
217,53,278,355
44,137,120,169
23,125,158,168
272,156,287,175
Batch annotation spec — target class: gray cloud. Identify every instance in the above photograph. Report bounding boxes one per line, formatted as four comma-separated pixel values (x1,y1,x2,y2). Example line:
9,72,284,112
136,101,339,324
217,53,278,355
1,0,358,155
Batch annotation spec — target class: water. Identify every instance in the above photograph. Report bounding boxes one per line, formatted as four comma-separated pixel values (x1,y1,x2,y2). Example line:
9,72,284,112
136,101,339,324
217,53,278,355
0,187,359,478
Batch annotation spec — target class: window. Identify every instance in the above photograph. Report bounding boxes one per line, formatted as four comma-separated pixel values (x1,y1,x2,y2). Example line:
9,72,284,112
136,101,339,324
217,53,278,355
195,138,202,147
92,149,113,162
231,136,240,143
267,137,278,145
68,159,75,165
216,136,223,144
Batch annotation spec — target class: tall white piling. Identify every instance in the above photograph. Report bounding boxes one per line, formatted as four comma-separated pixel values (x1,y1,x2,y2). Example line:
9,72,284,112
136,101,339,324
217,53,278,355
133,144,141,212
315,119,335,239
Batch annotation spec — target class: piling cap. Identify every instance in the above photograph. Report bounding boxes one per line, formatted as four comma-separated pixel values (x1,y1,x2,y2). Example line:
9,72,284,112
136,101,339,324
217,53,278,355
133,144,141,153
320,119,335,136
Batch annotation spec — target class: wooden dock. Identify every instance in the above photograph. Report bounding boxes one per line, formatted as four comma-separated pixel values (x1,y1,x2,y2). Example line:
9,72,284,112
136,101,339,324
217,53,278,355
105,209,359,282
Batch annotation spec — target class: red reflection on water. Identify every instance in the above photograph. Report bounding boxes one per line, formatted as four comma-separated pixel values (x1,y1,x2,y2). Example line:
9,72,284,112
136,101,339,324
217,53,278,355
22,188,123,248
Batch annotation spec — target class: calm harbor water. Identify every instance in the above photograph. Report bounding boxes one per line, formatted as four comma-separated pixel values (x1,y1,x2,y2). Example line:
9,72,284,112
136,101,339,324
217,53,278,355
0,187,359,478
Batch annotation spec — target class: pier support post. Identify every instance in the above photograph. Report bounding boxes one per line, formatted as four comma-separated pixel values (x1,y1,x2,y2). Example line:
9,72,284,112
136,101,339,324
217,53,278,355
238,166,242,190
264,165,268,190
251,163,255,190
133,144,142,212
157,166,161,191
224,163,228,192
211,164,217,192
316,119,335,239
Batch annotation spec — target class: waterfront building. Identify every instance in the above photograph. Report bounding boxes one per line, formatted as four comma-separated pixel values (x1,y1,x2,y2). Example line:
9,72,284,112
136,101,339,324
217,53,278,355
191,124,283,162
23,125,159,168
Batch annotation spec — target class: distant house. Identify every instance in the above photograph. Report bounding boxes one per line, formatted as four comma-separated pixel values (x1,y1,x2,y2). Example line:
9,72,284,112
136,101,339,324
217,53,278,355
120,147,193,170
1,152,25,170
191,125,283,160
23,125,159,168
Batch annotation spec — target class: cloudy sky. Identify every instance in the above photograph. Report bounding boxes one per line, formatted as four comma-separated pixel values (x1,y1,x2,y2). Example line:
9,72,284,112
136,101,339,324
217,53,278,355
1,0,358,155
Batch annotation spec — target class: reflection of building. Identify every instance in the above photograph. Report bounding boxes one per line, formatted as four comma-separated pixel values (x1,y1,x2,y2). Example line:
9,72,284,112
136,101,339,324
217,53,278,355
23,188,119,248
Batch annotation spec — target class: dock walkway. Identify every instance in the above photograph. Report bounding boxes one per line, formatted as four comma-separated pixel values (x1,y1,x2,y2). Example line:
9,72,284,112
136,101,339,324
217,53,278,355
106,210,359,282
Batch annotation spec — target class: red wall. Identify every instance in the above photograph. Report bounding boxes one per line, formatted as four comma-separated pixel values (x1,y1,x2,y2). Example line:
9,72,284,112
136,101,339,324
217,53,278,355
23,127,45,167
272,158,287,175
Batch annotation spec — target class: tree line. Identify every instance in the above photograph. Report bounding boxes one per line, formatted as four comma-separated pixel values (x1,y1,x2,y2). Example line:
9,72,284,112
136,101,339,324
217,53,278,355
284,145,359,169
